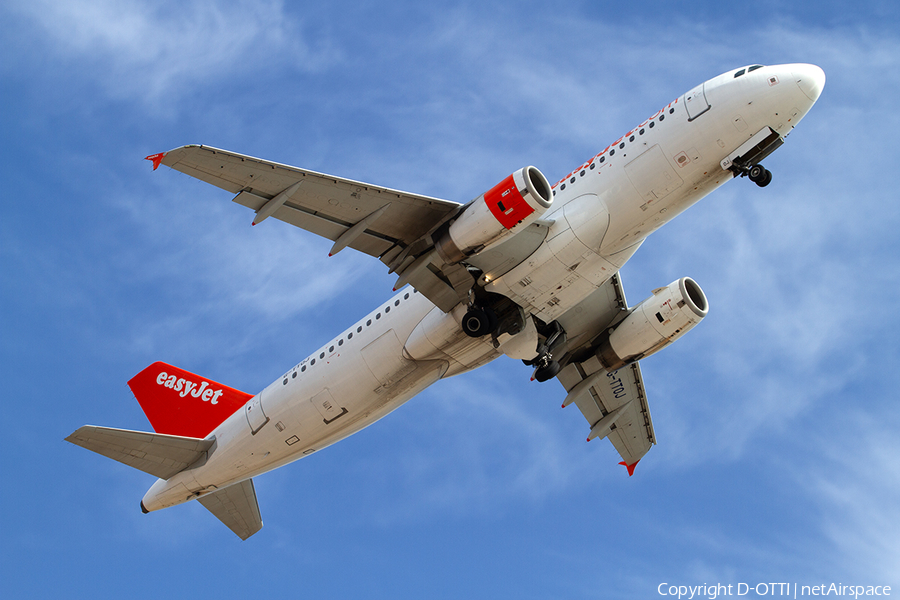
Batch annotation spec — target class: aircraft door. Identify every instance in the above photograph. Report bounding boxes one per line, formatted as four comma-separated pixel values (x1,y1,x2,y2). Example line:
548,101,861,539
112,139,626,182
684,83,711,121
310,388,347,424
245,393,269,434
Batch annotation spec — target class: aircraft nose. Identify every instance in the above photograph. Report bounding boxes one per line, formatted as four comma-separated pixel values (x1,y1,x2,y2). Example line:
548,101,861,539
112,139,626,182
792,64,826,102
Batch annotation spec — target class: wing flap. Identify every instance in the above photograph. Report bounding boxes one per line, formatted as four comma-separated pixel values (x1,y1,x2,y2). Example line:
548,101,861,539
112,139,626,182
198,479,263,541
264,196,395,257
65,426,214,480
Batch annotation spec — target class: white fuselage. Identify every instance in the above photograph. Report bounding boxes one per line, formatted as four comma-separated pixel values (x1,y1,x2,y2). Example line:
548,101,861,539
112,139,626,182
143,63,824,511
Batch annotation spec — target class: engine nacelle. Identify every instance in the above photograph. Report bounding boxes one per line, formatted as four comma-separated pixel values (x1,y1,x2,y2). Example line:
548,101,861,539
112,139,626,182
595,277,709,371
435,166,553,264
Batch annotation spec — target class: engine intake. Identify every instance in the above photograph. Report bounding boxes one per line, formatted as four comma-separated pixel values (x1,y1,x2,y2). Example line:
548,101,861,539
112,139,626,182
435,166,552,264
595,277,708,371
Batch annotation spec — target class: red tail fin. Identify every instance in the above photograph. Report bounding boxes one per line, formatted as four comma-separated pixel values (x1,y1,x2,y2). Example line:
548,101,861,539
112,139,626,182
128,362,252,438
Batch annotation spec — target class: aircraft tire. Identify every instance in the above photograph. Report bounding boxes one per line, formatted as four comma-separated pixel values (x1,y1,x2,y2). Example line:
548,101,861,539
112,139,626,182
534,360,561,382
748,164,766,183
462,308,494,338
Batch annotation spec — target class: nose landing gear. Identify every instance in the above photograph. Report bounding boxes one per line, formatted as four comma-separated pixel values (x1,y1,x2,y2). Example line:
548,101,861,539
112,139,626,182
747,164,773,187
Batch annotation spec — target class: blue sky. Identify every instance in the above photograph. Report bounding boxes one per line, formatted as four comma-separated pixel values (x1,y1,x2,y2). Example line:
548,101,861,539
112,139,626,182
2,1,898,598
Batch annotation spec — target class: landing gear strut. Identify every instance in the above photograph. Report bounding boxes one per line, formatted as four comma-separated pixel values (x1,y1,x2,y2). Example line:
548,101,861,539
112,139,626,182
525,321,566,382
532,356,561,382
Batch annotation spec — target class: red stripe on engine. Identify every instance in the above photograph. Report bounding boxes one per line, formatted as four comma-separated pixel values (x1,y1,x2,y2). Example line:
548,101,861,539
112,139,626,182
484,174,534,230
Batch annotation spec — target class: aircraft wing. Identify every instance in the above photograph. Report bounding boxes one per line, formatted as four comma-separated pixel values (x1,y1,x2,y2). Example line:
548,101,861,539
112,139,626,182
553,273,656,473
154,145,472,311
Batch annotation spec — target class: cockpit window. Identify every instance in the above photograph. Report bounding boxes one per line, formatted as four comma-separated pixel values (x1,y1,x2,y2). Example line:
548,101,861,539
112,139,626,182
735,65,766,78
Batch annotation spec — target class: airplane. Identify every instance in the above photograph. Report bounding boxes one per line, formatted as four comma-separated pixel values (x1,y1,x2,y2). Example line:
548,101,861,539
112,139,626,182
67,63,825,540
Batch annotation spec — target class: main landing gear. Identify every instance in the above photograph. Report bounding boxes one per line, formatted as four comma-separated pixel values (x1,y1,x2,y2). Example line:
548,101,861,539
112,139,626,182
523,321,566,383
530,355,561,383
461,290,527,342
461,306,498,338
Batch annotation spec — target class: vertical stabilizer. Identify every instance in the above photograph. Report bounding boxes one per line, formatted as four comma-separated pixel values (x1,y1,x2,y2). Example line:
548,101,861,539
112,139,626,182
128,362,252,438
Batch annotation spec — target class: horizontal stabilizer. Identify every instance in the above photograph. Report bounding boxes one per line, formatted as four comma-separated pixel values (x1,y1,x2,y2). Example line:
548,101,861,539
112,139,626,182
198,479,263,540
65,426,213,480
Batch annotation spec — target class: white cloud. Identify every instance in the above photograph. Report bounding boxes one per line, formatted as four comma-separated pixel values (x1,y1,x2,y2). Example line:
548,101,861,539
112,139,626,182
8,0,336,109
790,413,900,580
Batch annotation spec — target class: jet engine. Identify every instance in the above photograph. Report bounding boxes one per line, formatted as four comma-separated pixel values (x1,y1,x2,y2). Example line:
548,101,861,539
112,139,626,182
595,277,709,371
435,166,553,264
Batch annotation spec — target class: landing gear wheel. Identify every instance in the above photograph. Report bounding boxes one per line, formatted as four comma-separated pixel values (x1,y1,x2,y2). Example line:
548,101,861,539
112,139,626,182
748,164,765,182
748,164,772,187
461,307,497,338
533,360,561,382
